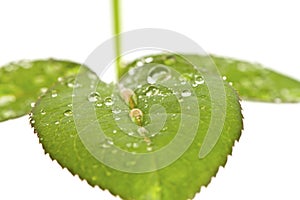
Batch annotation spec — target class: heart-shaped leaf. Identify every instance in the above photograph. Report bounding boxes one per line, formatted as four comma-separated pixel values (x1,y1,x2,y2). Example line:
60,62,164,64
122,54,300,103
31,56,242,200
0,59,80,122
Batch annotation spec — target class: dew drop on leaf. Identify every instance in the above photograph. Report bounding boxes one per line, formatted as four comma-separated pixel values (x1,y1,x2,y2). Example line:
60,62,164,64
51,90,58,98
147,65,171,84
40,109,46,115
88,92,100,103
181,90,191,97
104,97,114,106
63,109,73,117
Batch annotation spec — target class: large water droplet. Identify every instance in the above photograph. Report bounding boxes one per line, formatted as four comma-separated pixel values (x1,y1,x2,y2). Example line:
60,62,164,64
147,65,171,84
88,92,100,102
64,109,73,117
104,97,114,106
181,90,191,97
51,90,58,98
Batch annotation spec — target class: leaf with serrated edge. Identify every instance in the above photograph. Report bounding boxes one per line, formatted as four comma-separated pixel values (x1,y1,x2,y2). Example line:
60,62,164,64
0,59,81,122
122,54,300,103
32,58,242,200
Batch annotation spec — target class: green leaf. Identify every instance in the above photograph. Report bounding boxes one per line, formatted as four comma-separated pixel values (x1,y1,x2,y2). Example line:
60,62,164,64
0,59,81,122
122,54,300,103
32,57,242,200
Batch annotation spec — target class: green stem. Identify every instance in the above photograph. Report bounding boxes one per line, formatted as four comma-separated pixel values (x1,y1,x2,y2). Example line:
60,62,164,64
112,0,122,79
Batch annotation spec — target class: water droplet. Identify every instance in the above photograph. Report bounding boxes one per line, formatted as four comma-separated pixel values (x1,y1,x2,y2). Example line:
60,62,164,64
146,146,153,152
126,143,132,148
101,138,114,148
96,103,103,107
162,127,168,132
57,77,63,82
67,79,81,88
0,95,16,106
64,109,73,117
30,102,35,108
222,76,227,81
114,117,120,121
147,65,171,84
145,85,160,97
40,109,46,115
40,87,48,94
181,90,191,97
30,119,35,124
112,108,121,114
136,61,144,67
132,143,139,149
112,130,117,134
145,57,154,63
51,90,58,98
128,132,134,136
104,97,114,106
88,92,100,102
171,113,177,120
54,121,60,125
163,55,176,65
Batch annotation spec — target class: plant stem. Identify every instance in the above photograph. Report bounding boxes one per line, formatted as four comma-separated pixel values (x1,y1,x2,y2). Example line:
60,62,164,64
112,0,122,79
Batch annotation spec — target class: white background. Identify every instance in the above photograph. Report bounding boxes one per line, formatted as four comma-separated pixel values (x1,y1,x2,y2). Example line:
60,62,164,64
0,0,300,199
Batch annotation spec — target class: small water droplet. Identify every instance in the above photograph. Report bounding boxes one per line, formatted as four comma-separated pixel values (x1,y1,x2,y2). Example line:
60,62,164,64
130,108,143,125
51,90,58,98
146,146,153,152
96,103,103,107
54,121,60,125
88,92,100,102
171,113,177,120
114,117,120,121
104,97,114,106
67,79,81,88
64,109,73,117
30,102,35,108
126,143,132,148
181,90,191,97
112,108,121,114
112,130,117,134
40,109,46,115
145,57,154,63
147,65,171,84
57,77,63,82
145,85,160,97
132,143,139,149
136,61,144,67
40,87,48,94
222,76,227,81
30,119,35,124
